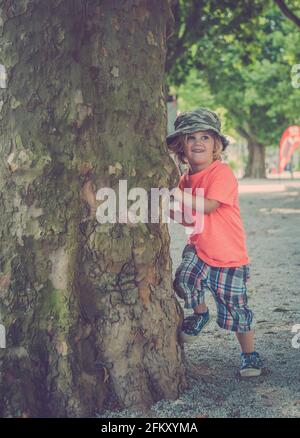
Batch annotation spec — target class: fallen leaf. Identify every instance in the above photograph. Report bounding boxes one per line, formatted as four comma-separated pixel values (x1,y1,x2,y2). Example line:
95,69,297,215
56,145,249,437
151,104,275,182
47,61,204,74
196,413,209,419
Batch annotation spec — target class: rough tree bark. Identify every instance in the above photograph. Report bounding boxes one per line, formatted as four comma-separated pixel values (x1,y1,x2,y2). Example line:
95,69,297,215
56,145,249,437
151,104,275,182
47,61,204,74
0,0,186,417
244,139,266,179
237,127,266,178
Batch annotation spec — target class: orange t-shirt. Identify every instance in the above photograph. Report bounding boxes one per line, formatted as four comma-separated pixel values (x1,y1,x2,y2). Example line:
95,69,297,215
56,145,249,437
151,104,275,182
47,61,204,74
178,159,250,267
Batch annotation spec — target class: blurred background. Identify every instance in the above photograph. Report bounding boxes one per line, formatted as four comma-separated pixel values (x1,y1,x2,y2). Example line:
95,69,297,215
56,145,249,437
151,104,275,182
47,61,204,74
165,0,300,180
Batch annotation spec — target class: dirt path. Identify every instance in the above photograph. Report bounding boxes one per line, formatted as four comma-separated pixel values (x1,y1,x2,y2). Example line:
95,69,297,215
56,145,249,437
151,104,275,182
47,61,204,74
100,179,300,418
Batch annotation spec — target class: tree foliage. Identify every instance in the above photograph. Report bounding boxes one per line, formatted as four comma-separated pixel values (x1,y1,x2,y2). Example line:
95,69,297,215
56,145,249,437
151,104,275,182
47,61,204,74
166,0,265,87
195,6,300,147
167,2,300,149
273,0,300,29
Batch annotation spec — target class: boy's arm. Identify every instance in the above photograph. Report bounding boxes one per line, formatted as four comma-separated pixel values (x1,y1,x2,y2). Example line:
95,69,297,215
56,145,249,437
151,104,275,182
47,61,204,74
173,187,220,214
168,208,195,226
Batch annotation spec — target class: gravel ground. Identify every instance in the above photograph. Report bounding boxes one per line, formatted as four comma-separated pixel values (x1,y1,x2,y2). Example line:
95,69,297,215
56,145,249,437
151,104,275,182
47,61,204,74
99,179,300,419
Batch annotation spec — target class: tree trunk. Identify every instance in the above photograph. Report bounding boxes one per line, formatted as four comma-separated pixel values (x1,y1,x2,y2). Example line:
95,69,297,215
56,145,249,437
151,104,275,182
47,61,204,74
237,127,266,178
0,0,186,417
244,139,266,178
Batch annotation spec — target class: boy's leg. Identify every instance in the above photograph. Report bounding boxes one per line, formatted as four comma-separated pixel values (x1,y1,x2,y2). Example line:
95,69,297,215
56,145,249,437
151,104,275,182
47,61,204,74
208,265,254,334
194,303,208,314
173,244,208,310
180,281,211,343
236,331,263,377
208,264,263,376
173,245,210,342
235,330,254,353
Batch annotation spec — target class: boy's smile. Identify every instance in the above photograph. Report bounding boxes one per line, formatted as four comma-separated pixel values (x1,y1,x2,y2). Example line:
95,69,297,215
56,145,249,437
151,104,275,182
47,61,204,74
191,146,206,153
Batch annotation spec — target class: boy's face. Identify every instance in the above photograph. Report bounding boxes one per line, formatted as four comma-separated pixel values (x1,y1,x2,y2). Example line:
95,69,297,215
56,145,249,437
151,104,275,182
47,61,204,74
183,130,215,170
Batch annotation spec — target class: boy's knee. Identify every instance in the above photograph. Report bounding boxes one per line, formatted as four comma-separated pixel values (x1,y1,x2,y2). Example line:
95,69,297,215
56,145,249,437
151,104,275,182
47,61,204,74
216,303,253,332
173,275,187,299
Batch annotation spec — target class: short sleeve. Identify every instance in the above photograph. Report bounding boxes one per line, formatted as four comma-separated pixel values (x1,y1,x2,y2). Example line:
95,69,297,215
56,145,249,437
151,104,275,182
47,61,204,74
206,165,238,207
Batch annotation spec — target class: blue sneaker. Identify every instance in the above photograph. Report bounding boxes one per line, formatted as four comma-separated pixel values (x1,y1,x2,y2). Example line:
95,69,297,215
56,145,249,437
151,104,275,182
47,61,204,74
240,351,263,377
180,310,210,343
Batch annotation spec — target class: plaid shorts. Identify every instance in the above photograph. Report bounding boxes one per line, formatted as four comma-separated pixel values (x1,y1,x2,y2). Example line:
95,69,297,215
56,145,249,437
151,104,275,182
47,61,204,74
173,244,253,333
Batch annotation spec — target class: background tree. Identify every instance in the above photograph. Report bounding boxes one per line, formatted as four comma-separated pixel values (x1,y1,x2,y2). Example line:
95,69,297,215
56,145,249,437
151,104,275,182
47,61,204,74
166,0,264,88
274,0,300,28
196,5,300,177
167,1,300,178
0,0,186,417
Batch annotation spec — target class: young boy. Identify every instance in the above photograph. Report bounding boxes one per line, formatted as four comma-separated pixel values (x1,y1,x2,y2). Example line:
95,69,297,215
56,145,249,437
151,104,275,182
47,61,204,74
167,108,263,377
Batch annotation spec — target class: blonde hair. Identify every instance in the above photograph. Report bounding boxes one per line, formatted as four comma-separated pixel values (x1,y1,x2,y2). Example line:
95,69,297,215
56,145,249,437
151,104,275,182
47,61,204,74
167,130,223,164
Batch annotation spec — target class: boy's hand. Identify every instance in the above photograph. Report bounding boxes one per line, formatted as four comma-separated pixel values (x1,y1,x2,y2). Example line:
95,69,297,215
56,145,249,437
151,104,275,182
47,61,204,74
169,208,195,227
168,188,196,227
172,186,220,214
172,187,183,203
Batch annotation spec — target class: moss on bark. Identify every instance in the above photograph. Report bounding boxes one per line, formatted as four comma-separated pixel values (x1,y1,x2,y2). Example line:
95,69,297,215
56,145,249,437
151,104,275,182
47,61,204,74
0,0,186,417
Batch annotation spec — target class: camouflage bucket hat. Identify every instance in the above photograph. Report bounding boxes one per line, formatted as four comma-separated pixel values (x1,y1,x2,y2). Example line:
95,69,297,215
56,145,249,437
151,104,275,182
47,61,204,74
166,107,229,151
